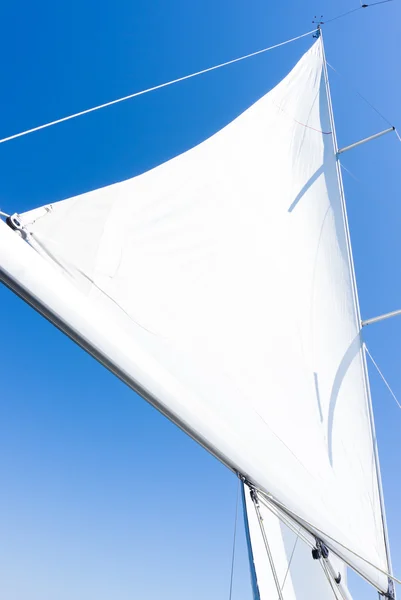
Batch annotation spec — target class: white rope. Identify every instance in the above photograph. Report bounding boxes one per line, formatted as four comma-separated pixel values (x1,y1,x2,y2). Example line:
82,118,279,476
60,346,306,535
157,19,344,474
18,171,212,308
320,560,344,600
251,490,285,600
365,345,401,410
0,29,316,146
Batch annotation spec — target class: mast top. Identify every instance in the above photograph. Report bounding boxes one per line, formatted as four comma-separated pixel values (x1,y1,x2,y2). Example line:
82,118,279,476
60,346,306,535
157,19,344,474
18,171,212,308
312,16,323,38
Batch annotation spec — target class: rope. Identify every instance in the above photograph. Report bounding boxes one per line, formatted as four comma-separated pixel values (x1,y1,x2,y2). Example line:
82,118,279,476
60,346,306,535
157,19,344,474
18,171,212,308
324,0,395,25
327,60,401,152
320,560,343,600
228,479,240,600
324,6,362,24
251,490,285,600
248,486,315,595
365,345,401,410
0,29,316,146
257,494,314,550
256,491,346,600
326,61,399,135
365,0,395,5
280,535,299,592
256,489,401,587
339,161,361,183
252,489,345,600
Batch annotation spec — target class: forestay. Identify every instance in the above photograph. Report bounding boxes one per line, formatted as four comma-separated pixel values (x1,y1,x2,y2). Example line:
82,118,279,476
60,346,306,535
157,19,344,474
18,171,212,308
0,38,389,589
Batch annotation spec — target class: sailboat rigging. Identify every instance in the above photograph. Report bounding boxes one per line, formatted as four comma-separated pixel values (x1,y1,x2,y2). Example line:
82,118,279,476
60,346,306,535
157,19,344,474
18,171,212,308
0,18,399,600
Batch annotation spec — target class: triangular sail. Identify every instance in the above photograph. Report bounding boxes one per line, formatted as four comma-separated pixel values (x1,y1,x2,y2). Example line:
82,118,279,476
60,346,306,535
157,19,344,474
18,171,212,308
0,39,389,590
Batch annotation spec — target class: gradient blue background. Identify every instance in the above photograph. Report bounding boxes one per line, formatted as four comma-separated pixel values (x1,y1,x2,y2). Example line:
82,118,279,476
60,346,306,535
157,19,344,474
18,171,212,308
0,1,400,598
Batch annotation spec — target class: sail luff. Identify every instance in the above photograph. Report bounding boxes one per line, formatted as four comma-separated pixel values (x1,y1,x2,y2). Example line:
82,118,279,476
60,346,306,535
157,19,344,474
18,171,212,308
321,30,394,592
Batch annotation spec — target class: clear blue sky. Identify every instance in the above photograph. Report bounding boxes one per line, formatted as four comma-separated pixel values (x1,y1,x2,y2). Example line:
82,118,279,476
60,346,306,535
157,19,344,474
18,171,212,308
0,1,400,598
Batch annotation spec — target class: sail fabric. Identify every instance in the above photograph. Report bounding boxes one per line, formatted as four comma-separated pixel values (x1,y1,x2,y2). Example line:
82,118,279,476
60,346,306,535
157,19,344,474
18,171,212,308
11,39,388,588
242,484,351,600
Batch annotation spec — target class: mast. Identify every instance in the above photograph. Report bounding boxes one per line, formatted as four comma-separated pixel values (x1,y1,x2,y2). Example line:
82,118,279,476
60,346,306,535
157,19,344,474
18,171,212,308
320,28,395,599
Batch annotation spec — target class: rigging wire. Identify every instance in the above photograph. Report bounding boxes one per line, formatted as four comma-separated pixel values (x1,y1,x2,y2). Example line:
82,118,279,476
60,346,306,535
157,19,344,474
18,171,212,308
324,6,362,24
326,61,401,146
326,62,395,130
320,560,345,600
365,345,401,410
339,161,361,183
323,0,395,24
228,479,240,600
280,535,299,592
251,490,285,600
0,28,316,146
257,489,401,587
246,486,307,594
254,488,346,600
257,494,315,550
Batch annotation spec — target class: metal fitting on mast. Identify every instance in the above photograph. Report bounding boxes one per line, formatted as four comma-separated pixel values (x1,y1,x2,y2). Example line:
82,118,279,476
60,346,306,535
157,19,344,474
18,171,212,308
312,16,324,38
312,539,329,561
312,539,342,584
382,580,396,600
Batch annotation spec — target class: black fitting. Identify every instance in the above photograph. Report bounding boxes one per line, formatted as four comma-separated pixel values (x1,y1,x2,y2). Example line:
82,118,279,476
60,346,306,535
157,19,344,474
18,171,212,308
382,580,395,600
6,215,21,230
311,547,321,560
250,488,258,504
312,539,329,560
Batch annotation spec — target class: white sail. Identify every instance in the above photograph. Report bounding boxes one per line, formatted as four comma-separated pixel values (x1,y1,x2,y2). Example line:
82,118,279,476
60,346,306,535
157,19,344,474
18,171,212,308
0,39,389,589
242,484,350,600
